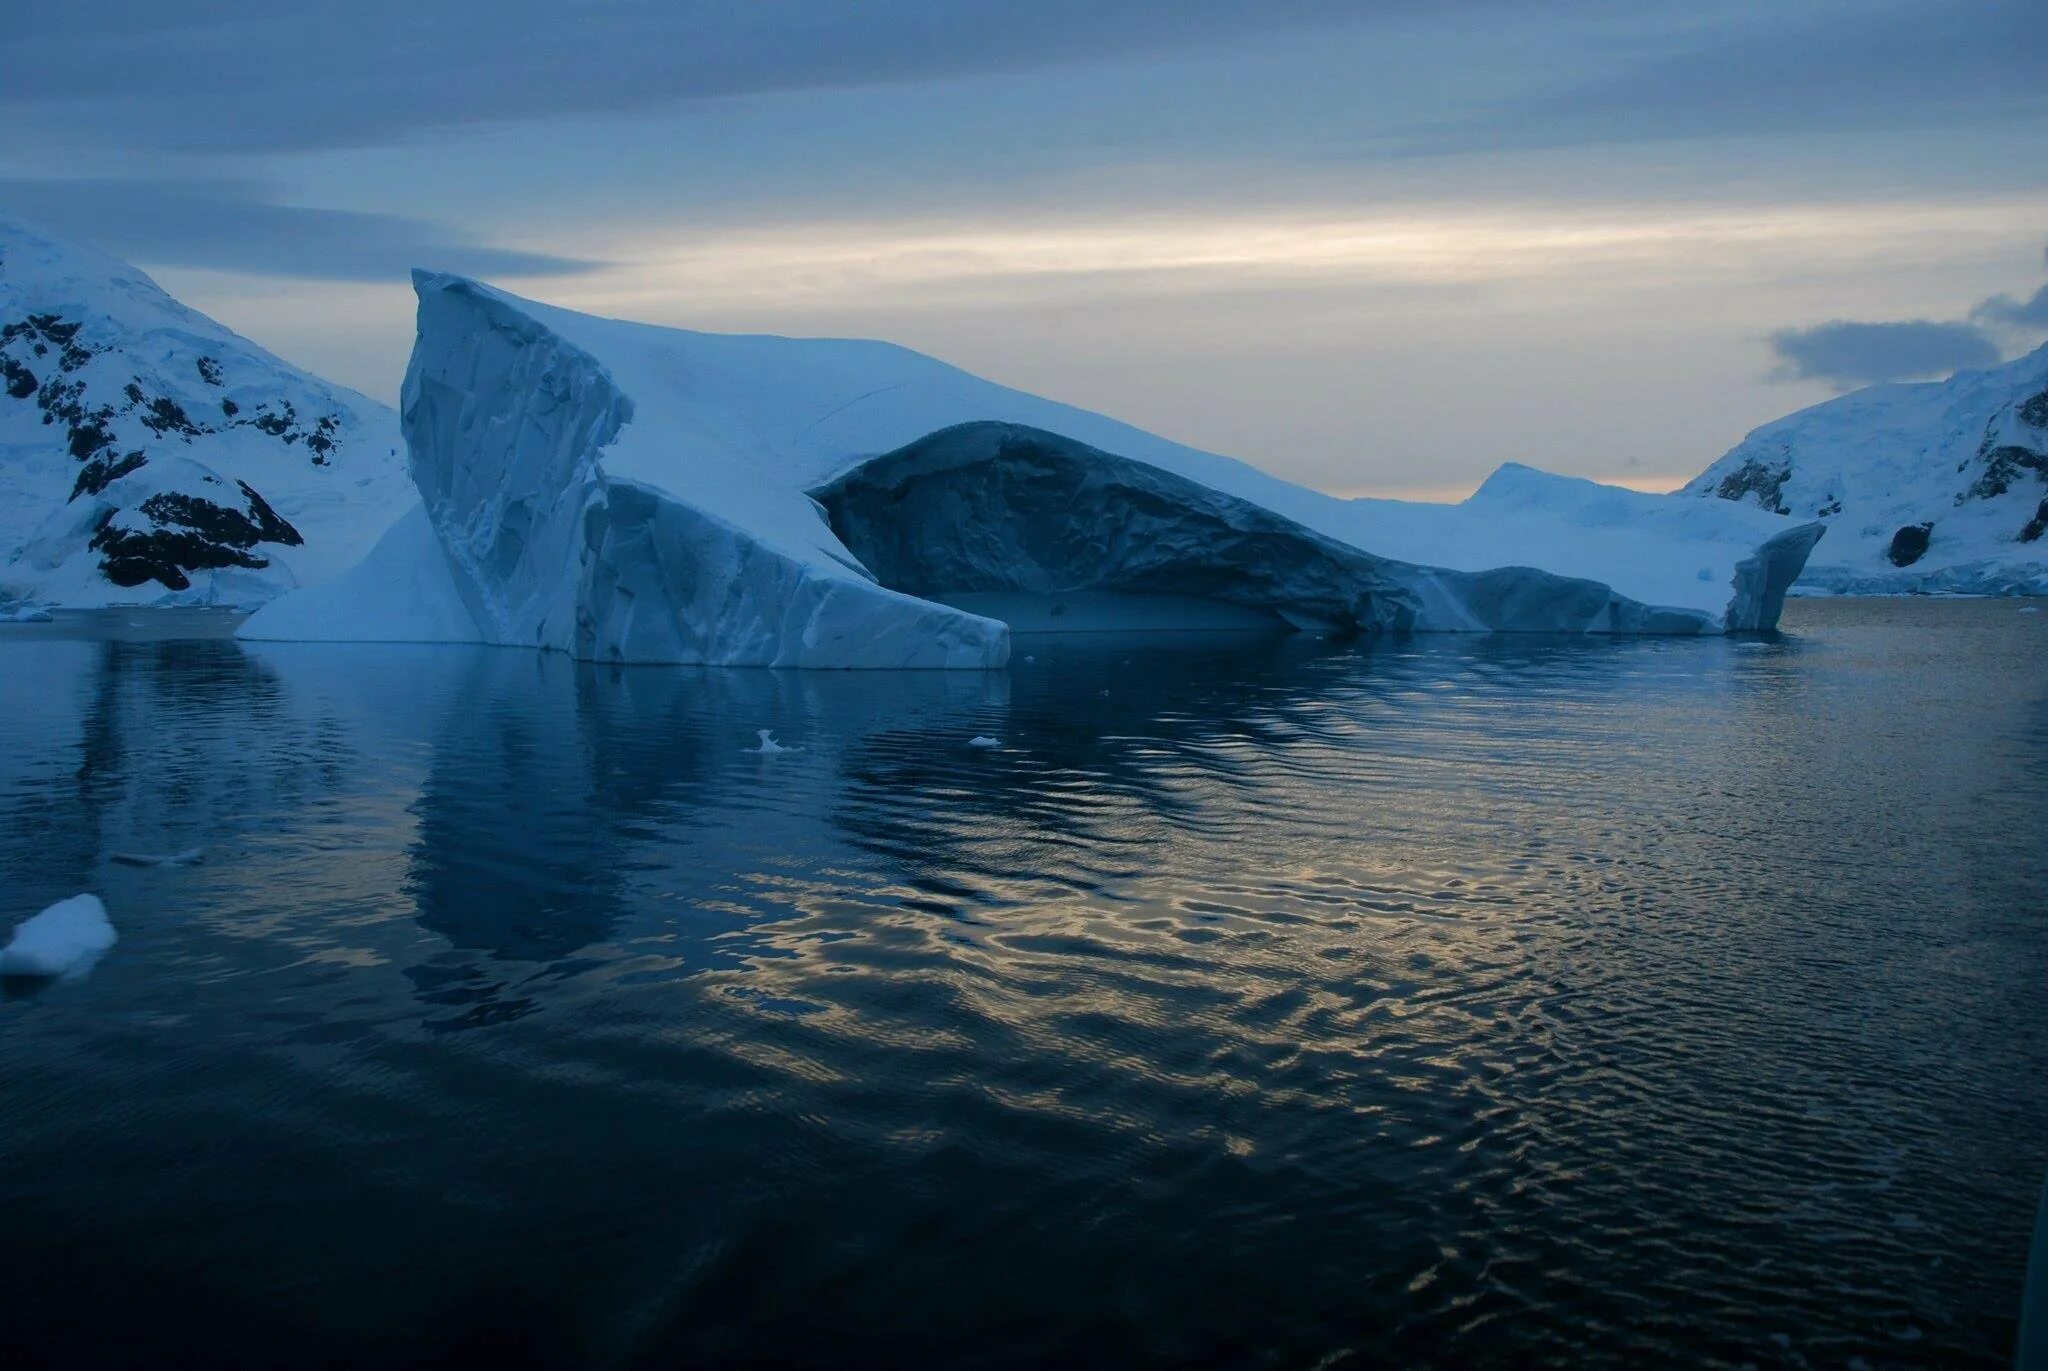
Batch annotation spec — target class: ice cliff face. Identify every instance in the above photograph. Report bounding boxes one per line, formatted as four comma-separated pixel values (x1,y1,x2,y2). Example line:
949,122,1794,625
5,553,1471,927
1685,341,2048,594
400,273,1004,667
815,423,1766,636
244,274,1823,664
0,213,411,607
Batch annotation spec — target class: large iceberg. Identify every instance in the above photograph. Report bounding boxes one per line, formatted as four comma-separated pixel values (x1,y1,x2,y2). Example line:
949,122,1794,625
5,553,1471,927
243,272,1822,665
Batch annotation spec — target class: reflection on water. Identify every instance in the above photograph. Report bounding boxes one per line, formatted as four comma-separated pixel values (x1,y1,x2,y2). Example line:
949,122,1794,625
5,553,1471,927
1,601,2044,1368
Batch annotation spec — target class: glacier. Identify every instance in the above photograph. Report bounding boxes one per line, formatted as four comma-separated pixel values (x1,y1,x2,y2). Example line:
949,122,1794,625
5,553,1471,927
0,213,412,609
243,272,1823,666
1686,339,2048,595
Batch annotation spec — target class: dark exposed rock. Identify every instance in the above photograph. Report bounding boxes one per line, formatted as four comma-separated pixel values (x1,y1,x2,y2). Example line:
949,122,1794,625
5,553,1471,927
66,412,115,459
139,394,199,437
221,398,238,417
1,356,33,398
69,450,147,501
195,356,223,386
1712,457,1790,513
1887,522,1933,567
2021,387,2048,430
1965,444,2048,501
86,480,303,590
2021,499,2048,544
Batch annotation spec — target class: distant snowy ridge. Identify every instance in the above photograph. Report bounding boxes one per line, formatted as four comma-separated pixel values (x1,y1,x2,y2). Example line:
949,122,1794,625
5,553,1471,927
1686,341,2048,595
0,213,412,607
243,272,1820,664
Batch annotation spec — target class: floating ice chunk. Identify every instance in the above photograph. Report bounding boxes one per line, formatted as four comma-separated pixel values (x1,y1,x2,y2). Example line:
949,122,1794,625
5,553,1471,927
968,735,1002,749
746,730,796,754
0,895,116,981
5,606,53,622
109,848,204,867
2023,606,2041,614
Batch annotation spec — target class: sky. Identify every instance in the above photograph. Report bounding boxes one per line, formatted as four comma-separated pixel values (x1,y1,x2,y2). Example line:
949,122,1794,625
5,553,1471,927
3,0,2045,499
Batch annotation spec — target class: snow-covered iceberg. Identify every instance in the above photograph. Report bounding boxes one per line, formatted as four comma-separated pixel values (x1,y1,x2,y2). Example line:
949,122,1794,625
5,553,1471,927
1686,340,2048,595
243,273,1822,665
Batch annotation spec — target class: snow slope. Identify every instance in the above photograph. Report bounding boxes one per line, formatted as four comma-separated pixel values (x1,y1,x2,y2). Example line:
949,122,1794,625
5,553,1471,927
244,273,1821,663
0,213,412,607
1685,341,2048,594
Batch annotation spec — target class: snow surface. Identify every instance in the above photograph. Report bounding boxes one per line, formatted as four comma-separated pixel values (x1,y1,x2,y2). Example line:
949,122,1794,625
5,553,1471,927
1685,341,2048,594
0,213,413,606
0,894,115,980
235,504,483,645
245,273,1822,662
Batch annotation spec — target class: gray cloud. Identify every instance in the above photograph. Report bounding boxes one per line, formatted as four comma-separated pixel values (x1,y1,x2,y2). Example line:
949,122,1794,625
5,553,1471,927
0,0,1375,154
0,178,601,281
1405,1,2046,154
10,0,2034,162
1967,240,2048,331
1971,284,2048,331
1767,320,2002,389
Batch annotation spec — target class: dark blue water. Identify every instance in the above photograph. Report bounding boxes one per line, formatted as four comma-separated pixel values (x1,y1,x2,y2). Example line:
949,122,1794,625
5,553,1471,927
2,600,2044,1368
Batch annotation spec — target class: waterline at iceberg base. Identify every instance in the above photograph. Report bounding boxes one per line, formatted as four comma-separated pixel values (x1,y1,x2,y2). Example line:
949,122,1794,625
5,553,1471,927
240,272,1824,666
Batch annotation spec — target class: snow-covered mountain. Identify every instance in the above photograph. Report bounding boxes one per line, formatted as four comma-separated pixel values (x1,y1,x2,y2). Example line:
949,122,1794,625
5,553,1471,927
0,213,411,607
1685,341,2048,594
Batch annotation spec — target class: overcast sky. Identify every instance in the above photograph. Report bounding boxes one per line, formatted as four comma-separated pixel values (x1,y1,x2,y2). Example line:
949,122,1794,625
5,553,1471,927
4,0,2044,497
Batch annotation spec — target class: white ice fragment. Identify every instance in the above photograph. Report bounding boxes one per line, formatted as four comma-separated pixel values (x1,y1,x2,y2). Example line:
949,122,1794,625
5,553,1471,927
2022,606,2041,614
746,730,795,754
0,895,116,981
6,606,53,622
109,848,204,867
968,735,1002,748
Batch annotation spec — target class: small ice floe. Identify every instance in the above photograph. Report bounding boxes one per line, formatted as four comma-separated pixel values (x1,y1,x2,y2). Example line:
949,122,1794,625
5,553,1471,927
5,606,54,623
2022,606,2041,615
0,895,116,981
746,729,797,754
968,735,1002,749
109,847,205,868
1023,654,1036,663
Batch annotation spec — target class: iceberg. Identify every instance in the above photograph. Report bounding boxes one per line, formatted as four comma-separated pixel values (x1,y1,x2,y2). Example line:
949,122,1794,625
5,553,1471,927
243,272,1823,665
0,894,115,981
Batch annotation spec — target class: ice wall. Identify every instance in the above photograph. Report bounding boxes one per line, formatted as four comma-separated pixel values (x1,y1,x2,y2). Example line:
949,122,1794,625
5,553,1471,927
816,424,1729,635
399,274,1006,668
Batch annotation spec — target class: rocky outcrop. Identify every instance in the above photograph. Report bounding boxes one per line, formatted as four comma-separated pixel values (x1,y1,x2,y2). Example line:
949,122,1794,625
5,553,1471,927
1687,341,2048,594
0,213,409,606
